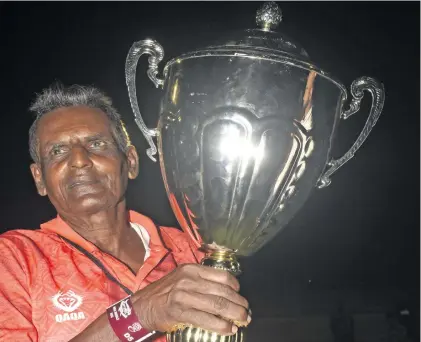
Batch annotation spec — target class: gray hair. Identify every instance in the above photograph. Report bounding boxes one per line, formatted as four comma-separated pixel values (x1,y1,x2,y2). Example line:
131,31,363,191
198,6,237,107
28,83,130,163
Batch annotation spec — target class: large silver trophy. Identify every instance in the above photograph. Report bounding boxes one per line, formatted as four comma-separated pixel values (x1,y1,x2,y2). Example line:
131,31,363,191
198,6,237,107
125,2,385,341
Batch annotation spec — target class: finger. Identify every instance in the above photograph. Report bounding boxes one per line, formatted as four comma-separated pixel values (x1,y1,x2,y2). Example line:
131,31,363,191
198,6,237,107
172,275,248,308
176,309,237,336
189,293,249,325
195,265,240,291
194,279,249,309
171,290,249,326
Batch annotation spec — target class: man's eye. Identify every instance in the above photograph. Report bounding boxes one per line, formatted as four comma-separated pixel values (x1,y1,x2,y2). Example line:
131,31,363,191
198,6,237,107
91,140,106,148
51,146,66,156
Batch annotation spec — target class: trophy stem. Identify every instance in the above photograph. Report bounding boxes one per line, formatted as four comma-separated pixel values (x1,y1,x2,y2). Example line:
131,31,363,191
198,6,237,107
201,249,242,276
166,249,245,342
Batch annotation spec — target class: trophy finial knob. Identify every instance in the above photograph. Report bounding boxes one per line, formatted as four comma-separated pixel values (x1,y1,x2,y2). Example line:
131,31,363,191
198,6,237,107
256,2,282,31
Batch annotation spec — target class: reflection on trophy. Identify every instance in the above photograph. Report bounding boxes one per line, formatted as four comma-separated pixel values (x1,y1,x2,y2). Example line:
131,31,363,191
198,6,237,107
125,2,385,341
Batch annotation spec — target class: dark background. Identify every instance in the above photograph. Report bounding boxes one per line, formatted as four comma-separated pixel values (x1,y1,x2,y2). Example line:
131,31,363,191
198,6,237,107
0,1,419,339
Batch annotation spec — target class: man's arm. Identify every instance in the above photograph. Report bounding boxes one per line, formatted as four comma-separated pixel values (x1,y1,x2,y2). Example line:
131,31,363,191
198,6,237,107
0,234,249,342
70,264,250,341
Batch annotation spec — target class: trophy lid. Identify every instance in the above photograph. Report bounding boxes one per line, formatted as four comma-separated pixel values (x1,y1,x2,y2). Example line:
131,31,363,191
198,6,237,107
207,2,311,62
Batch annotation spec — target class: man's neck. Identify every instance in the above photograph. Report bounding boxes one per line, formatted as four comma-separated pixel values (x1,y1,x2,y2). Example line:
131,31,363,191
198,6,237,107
59,201,145,264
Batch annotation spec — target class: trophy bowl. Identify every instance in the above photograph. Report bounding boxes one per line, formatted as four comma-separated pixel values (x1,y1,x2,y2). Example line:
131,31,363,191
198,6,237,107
125,2,385,341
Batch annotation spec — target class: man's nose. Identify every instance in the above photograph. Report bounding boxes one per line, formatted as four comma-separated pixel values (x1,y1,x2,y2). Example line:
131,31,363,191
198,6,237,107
69,146,93,169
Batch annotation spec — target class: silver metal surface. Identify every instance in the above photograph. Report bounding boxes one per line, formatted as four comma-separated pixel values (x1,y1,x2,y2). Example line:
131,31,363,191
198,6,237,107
156,58,344,256
127,54,384,256
317,76,385,188
126,38,164,161
256,1,282,31
125,1,385,340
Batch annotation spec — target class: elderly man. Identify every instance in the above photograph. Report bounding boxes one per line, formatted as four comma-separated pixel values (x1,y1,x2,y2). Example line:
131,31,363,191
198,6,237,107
0,84,250,341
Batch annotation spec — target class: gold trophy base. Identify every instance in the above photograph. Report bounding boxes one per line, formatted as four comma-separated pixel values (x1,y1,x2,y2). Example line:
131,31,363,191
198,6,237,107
166,249,245,342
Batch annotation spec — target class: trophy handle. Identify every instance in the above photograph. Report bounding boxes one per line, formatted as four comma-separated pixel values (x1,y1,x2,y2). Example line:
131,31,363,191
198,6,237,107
317,76,385,188
125,38,165,162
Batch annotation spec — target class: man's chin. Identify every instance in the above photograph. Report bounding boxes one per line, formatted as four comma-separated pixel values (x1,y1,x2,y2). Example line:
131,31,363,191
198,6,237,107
67,194,111,215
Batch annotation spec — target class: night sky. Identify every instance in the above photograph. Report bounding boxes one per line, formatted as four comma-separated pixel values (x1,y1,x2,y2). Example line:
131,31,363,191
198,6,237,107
0,1,419,317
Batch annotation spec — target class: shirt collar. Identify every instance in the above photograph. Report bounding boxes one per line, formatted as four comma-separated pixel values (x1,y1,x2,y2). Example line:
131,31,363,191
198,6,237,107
40,210,168,254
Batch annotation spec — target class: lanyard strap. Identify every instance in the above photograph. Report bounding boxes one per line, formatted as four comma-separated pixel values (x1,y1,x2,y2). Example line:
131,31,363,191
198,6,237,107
59,235,134,296
57,219,166,296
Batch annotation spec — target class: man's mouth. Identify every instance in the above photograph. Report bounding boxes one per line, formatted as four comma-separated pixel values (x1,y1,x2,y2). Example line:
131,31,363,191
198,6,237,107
68,179,99,190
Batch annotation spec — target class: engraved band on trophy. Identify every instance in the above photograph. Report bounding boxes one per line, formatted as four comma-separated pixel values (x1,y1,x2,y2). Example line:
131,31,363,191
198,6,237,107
125,2,385,341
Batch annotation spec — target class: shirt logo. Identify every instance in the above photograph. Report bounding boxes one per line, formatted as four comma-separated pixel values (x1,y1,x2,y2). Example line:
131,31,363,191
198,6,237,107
52,290,83,312
51,290,86,323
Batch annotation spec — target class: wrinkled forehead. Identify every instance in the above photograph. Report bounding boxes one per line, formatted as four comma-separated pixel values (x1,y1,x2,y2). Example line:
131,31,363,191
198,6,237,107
37,106,114,144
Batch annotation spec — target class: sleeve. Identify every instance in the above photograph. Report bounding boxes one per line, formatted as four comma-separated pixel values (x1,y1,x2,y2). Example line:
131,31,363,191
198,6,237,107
0,235,38,341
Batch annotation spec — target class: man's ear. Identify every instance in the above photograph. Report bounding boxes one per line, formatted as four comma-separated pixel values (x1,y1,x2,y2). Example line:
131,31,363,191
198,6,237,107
126,145,139,180
30,163,47,196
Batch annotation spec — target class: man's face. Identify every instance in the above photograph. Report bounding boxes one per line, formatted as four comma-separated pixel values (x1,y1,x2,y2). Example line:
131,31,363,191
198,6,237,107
30,106,139,216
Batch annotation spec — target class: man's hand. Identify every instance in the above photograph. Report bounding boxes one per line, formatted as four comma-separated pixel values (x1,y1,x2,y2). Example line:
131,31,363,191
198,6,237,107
132,264,250,335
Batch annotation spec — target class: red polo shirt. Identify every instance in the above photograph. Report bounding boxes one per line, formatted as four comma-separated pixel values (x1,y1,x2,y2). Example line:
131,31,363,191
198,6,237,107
0,210,203,342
